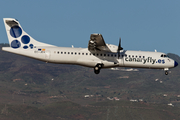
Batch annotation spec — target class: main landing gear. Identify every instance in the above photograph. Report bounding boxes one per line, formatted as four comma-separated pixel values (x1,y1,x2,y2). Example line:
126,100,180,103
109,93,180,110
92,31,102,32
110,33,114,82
94,63,103,74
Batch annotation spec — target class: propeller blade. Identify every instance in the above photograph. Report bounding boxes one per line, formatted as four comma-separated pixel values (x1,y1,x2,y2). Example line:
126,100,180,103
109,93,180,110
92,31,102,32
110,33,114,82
118,51,120,59
117,38,123,59
118,38,123,51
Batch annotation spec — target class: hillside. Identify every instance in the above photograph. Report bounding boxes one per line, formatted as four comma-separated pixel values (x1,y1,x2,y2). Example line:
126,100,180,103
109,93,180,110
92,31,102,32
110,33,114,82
0,43,180,119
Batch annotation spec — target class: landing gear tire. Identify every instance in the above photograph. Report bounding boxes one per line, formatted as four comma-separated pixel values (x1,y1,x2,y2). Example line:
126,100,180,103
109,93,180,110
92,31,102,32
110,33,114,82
94,69,100,74
94,64,103,74
95,66,99,71
165,71,168,75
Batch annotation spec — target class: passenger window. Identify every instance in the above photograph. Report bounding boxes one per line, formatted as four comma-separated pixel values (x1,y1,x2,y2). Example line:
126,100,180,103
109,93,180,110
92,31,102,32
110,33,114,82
64,52,66,54
57,52,59,54
143,56,145,58
68,52,70,54
104,54,106,56
82,53,84,55
71,52,73,54
78,53,80,55
132,55,134,58
139,56,141,58
97,54,99,56
61,52,63,54
75,52,77,55
115,54,116,57
100,54,102,56
86,53,88,55
107,54,109,57
129,55,131,57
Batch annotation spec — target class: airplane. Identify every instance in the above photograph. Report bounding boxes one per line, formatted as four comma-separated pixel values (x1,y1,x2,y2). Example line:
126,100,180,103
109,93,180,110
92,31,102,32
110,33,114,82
2,18,178,75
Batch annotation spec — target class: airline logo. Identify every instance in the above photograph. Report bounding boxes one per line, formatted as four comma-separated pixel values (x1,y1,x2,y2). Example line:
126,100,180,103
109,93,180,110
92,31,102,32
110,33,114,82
125,57,165,64
9,25,34,49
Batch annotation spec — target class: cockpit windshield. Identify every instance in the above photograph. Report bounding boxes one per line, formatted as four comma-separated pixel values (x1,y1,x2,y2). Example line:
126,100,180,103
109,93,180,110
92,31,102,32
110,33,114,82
161,54,169,58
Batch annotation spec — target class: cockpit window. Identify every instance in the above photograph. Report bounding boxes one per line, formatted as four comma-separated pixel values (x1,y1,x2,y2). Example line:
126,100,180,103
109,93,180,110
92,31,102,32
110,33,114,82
161,54,169,58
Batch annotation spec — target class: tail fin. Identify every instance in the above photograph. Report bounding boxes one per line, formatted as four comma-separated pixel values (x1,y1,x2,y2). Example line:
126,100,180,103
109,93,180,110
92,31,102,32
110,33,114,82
3,18,54,49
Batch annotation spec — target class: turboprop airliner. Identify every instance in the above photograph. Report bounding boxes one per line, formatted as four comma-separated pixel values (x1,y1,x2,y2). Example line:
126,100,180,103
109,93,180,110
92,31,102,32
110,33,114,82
2,18,178,75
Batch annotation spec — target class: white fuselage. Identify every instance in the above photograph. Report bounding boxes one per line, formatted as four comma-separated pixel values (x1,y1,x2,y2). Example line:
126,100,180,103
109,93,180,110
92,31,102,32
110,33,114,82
2,46,175,70
2,18,178,75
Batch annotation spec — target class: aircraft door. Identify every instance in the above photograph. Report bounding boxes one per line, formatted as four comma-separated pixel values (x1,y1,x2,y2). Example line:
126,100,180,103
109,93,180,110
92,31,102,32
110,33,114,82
45,50,51,59
117,55,124,66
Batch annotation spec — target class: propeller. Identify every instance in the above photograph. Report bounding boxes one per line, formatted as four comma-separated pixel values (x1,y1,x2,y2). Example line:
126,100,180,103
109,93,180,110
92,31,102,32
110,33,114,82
117,38,123,59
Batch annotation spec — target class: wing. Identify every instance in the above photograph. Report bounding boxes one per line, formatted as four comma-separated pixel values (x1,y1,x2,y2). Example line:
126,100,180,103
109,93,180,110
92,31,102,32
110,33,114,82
88,34,111,52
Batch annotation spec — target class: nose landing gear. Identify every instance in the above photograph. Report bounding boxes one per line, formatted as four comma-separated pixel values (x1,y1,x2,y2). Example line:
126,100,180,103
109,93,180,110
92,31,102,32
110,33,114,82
164,68,169,75
165,71,168,75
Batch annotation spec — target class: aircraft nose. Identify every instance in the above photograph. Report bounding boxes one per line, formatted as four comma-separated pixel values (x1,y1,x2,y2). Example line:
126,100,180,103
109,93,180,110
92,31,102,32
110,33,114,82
174,61,178,67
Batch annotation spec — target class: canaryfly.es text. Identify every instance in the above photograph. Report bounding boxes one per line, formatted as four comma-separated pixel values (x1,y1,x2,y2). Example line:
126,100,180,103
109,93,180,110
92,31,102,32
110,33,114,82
125,57,156,64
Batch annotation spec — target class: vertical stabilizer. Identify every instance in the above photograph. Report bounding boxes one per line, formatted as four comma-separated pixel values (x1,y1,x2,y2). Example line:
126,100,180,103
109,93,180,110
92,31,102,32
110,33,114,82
3,18,54,49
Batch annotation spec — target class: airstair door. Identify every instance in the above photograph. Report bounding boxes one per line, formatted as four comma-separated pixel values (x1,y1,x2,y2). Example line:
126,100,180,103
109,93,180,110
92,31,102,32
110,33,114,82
45,51,51,59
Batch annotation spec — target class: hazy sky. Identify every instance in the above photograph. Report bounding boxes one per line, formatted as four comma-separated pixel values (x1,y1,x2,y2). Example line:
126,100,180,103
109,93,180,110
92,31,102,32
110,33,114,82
0,1,180,55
